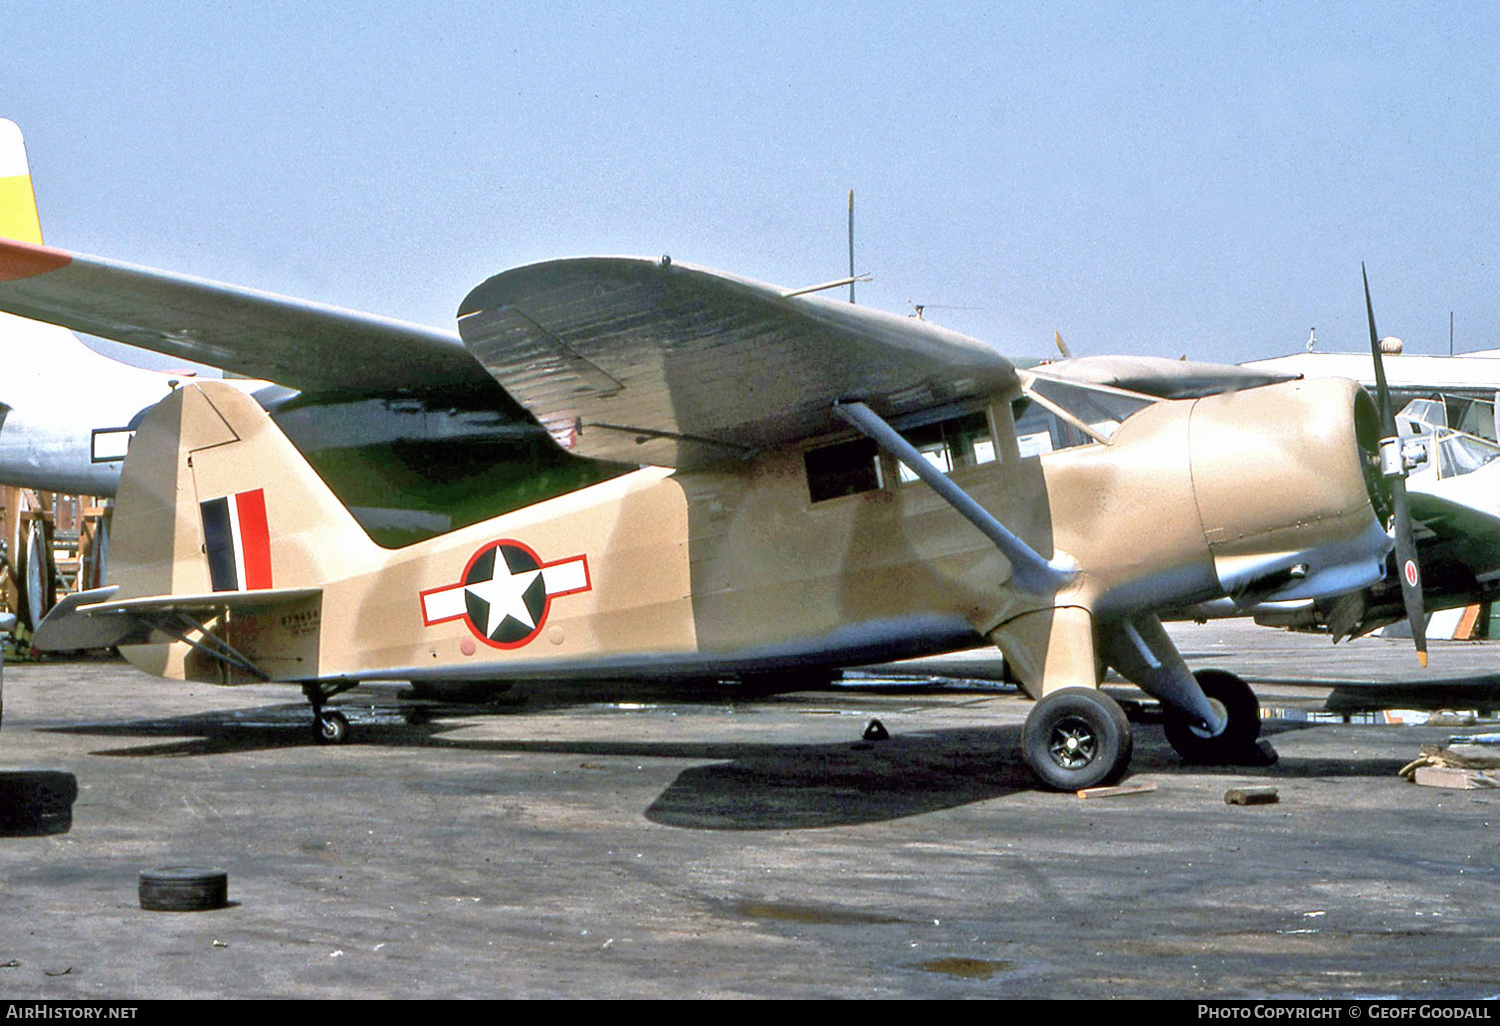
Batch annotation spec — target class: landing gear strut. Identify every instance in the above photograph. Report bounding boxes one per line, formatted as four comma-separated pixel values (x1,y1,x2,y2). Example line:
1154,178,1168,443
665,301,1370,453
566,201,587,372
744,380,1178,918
1022,688,1134,791
1162,669,1262,764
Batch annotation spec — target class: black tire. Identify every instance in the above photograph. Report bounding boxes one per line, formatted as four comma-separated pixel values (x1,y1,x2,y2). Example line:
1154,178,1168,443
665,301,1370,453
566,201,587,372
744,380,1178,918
139,867,228,912
0,770,77,836
1022,688,1133,791
1163,669,1261,764
314,710,349,745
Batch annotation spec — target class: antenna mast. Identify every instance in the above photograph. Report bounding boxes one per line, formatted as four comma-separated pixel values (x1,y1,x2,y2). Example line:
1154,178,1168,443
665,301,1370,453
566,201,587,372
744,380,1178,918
847,189,855,303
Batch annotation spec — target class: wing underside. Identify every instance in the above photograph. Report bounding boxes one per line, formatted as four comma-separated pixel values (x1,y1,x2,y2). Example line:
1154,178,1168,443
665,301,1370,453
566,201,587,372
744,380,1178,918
457,258,1020,467
1408,488,1500,584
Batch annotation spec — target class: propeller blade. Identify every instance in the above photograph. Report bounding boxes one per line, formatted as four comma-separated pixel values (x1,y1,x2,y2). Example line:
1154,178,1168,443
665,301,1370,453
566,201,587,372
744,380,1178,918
1363,264,1427,666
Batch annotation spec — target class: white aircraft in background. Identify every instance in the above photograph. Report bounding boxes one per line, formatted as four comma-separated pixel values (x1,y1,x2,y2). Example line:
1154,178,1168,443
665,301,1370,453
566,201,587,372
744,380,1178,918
1230,344,1500,641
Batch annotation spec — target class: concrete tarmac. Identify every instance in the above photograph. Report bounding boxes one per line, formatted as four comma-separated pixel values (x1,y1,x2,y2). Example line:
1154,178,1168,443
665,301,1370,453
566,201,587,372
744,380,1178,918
2,620,1499,999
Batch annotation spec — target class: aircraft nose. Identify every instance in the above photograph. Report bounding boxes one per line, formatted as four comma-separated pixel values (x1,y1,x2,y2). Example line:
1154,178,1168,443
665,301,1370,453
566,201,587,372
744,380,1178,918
1187,377,1390,603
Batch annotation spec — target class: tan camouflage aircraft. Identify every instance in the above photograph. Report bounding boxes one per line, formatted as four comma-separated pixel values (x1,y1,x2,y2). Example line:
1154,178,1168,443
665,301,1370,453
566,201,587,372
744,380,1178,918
2,237,1415,789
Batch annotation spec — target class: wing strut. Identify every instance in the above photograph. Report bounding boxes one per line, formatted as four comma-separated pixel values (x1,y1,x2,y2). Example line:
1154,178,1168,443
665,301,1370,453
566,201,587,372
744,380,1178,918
832,401,1076,594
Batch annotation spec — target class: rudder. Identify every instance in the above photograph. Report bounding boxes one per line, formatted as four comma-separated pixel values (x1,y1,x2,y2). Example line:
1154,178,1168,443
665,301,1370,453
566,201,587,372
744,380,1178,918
111,381,382,603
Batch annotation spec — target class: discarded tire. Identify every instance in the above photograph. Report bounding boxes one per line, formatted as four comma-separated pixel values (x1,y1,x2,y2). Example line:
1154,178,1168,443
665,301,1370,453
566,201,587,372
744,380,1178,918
0,770,77,836
139,867,229,912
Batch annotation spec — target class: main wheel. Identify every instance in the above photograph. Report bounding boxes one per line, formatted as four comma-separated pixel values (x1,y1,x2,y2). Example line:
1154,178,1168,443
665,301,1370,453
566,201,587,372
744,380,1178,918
314,710,350,745
1163,669,1260,764
1022,688,1133,791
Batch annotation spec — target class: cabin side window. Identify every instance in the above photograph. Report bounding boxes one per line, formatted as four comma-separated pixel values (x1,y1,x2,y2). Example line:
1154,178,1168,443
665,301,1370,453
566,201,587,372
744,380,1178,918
805,437,883,503
805,408,1003,503
894,410,997,483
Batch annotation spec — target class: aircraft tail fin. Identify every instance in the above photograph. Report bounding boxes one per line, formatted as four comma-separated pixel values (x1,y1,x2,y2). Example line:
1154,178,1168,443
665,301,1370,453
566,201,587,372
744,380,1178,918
0,119,44,244
110,381,384,604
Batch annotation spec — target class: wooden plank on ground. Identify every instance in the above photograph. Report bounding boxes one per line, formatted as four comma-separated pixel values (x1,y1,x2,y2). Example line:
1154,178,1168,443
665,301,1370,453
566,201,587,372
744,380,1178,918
1076,781,1156,800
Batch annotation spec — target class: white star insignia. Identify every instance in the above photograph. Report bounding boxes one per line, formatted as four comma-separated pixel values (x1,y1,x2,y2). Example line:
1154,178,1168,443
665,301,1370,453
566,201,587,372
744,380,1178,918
465,560,542,638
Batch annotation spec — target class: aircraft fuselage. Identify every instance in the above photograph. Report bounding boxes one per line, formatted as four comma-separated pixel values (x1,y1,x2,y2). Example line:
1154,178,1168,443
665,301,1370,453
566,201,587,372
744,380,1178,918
112,377,1388,697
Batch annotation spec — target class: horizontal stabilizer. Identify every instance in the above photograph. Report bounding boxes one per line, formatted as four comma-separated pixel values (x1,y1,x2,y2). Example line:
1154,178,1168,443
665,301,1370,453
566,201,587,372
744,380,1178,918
35,584,322,652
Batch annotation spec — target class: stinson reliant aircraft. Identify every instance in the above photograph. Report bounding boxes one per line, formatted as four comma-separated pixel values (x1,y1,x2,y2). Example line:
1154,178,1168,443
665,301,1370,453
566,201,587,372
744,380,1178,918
0,203,1426,788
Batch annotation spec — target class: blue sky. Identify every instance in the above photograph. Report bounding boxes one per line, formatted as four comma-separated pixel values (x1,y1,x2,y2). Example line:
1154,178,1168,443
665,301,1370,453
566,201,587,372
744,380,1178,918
4,1,1498,365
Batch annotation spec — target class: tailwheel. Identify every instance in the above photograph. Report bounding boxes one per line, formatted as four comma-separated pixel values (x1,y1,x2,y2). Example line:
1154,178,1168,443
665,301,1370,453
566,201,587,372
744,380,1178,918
304,682,357,745
1022,688,1133,791
1162,669,1261,764
314,710,350,745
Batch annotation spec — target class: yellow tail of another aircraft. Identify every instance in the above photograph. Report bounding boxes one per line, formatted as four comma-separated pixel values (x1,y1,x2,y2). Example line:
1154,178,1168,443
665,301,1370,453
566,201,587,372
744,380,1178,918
0,119,44,244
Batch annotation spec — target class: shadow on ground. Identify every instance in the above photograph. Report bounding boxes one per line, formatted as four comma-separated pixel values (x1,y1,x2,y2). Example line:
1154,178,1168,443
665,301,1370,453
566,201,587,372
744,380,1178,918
34,692,1417,831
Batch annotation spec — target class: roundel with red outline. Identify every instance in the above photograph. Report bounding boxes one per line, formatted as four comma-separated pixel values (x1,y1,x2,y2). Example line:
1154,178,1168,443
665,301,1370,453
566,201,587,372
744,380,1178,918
419,539,592,650
1404,559,1420,589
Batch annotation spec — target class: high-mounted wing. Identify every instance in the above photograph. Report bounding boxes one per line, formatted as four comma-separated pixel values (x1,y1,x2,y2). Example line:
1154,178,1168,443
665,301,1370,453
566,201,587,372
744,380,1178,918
457,257,1018,468
0,238,492,393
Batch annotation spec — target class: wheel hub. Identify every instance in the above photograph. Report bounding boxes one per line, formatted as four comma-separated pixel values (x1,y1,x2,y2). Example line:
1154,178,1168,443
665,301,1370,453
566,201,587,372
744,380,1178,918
1187,697,1228,740
1048,716,1098,769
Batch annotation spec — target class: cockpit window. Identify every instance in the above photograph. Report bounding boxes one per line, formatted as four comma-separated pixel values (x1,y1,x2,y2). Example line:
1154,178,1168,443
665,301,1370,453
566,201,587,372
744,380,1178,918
805,408,999,502
1017,373,1157,450
804,375,1160,502
1395,397,1500,483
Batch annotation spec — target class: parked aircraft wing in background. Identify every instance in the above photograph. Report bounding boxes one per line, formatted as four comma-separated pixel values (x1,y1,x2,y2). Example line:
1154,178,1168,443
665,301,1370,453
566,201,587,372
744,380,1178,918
1035,354,1300,400
0,237,490,394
